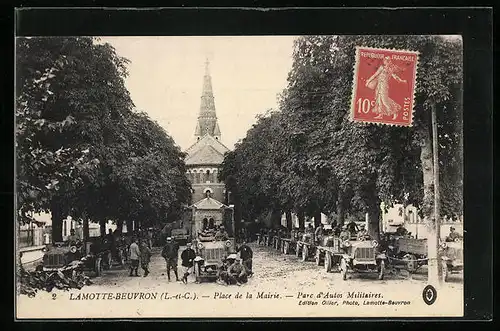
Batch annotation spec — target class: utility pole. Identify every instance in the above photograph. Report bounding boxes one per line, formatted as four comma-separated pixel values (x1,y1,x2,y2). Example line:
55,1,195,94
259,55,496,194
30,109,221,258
430,101,443,286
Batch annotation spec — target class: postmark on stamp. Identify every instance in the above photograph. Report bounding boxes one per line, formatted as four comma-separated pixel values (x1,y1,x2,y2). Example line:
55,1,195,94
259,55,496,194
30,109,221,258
350,47,419,126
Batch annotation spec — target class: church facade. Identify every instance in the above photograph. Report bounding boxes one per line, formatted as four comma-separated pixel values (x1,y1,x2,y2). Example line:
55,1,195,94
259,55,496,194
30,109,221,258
184,59,230,204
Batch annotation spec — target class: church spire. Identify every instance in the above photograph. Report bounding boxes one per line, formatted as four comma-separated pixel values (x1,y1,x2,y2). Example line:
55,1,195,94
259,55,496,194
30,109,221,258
195,57,221,140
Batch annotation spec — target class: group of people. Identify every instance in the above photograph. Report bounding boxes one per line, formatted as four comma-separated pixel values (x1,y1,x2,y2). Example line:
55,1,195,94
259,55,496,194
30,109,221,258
216,241,253,286
161,237,197,283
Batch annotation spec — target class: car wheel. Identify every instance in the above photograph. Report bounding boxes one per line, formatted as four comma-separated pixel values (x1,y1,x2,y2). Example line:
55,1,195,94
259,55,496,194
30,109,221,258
340,258,347,280
95,257,102,277
442,260,449,283
302,245,308,262
315,251,322,266
295,244,301,257
378,260,385,280
194,262,201,283
324,253,332,272
403,254,417,273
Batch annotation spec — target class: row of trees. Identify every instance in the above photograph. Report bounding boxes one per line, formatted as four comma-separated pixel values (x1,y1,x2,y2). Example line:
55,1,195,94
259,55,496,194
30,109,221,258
219,35,462,242
16,37,191,241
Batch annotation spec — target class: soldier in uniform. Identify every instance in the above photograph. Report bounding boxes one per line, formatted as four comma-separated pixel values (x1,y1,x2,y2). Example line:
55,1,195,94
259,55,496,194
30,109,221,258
357,224,369,240
180,242,196,284
314,223,324,244
227,257,248,285
161,237,180,282
67,229,80,246
217,254,236,285
346,220,359,235
237,241,253,276
446,226,461,242
340,225,351,241
215,226,228,241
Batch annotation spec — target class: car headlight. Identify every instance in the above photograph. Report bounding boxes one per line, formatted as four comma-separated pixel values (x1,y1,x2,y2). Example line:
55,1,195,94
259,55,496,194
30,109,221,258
70,246,77,253
343,240,351,247
441,242,447,249
225,240,232,247
197,242,204,249
371,240,379,248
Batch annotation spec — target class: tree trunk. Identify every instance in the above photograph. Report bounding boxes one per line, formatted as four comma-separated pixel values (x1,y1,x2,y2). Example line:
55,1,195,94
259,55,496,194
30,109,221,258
116,219,123,234
419,113,442,286
367,201,381,240
297,210,305,230
271,209,282,229
313,211,322,228
126,220,133,235
51,205,63,243
285,211,293,231
99,219,106,237
337,194,346,226
83,218,89,241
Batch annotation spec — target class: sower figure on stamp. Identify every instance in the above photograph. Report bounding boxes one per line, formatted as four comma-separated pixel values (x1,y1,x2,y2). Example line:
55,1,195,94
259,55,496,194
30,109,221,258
237,241,253,276
180,242,196,284
140,239,151,277
128,237,141,277
161,237,180,282
365,56,407,120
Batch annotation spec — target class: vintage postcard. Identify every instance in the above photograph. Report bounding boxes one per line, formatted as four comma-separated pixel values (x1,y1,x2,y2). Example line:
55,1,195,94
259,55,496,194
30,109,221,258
15,35,464,319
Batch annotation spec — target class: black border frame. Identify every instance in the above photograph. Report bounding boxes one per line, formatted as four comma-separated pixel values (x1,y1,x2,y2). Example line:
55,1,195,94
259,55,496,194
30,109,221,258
6,6,493,323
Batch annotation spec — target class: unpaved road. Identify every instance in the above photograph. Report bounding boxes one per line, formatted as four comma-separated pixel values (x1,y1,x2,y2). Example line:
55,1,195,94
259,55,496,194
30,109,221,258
17,243,464,318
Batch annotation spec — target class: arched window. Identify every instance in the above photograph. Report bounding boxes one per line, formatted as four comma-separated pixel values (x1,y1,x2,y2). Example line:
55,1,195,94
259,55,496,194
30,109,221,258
195,171,201,184
202,218,208,230
209,218,215,229
211,170,217,183
205,170,211,183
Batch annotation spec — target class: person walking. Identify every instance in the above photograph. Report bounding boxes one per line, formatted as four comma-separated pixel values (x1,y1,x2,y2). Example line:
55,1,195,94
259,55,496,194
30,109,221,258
180,242,196,284
161,237,180,282
129,237,141,277
237,241,253,276
140,239,152,277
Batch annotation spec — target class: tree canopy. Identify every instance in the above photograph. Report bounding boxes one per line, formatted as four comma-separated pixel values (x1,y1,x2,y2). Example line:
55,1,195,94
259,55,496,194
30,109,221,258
219,35,463,236
16,37,191,239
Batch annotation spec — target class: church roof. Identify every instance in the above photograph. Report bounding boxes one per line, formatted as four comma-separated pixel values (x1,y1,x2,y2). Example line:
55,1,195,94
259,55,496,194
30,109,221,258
185,134,230,165
191,197,227,210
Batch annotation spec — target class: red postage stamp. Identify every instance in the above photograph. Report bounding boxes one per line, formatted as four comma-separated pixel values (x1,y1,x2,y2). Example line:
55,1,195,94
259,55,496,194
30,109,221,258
350,47,419,126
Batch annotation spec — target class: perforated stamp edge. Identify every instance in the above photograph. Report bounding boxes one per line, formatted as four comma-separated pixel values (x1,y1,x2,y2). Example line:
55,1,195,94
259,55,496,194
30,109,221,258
349,46,420,128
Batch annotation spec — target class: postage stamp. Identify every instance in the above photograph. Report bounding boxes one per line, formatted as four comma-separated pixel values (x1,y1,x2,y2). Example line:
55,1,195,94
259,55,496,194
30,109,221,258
350,47,419,126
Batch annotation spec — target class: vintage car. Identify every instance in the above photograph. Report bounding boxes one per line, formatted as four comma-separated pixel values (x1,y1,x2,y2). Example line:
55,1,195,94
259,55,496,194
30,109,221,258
339,234,387,280
193,238,234,282
315,235,343,272
296,232,316,261
38,236,114,278
171,228,190,245
440,238,463,282
388,236,428,272
37,241,85,280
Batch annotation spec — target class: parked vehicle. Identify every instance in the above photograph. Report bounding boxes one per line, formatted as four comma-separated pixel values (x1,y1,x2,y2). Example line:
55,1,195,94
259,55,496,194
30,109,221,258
193,238,234,282
171,228,190,245
440,238,463,282
388,235,428,272
339,234,387,280
315,235,344,272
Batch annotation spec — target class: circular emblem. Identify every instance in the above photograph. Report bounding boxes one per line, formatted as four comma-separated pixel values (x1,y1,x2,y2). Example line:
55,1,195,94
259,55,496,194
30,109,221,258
422,285,437,305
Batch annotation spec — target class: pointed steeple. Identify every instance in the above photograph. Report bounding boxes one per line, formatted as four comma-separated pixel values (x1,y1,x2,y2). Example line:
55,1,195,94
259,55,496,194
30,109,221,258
195,58,221,141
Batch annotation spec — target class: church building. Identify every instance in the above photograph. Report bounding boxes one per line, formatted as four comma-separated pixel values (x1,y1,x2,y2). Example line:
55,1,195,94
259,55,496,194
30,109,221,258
184,59,230,206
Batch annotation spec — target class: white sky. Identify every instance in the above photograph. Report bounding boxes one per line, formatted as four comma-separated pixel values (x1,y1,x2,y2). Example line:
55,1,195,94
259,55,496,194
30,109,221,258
100,36,296,151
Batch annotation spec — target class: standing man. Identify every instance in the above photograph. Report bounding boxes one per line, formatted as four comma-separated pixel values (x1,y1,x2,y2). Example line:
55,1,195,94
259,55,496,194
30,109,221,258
140,239,151,277
67,229,80,246
129,237,141,277
314,223,324,244
346,220,359,235
180,242,196,284
446,226,461,242
237,241,253,276
161,237,180,282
